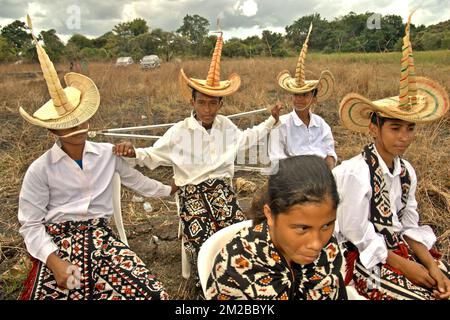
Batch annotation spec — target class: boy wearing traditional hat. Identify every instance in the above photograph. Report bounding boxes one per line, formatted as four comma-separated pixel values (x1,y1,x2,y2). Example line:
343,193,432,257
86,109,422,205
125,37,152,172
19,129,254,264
268,24,337,169
333,12,450,300
114,30,282,285
18,16,175,300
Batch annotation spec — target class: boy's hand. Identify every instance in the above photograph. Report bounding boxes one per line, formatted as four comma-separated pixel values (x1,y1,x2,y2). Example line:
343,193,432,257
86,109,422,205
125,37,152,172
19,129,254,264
271,102,283,124
429,265,450,299
325,156,336,170
401,259,436,289
113,142,136,157
46,253,81,290
170,179,179,195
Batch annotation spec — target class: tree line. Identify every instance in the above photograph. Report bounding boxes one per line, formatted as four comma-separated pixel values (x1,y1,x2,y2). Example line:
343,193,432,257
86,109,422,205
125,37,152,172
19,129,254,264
0,12,448,63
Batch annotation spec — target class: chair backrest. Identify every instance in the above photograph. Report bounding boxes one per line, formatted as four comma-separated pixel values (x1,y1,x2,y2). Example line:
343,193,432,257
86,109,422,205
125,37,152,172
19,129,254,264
197,220,253,296
346,285,367,300
112,172,129,246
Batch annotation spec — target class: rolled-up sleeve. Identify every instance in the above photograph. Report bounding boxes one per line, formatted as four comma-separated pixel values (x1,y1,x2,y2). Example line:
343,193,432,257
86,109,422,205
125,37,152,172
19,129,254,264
322,122,337,162
115,156,171,198
335,170,388,269
268,123,287,162
399,166,436,249
129,126,175,170
18,167,58,264
238,116,276,151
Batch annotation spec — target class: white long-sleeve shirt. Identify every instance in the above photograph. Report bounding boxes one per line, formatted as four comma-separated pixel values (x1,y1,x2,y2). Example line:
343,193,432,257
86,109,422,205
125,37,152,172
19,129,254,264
130,112,276,186
18,141,171,264
332,146,436,270
268,110,337,162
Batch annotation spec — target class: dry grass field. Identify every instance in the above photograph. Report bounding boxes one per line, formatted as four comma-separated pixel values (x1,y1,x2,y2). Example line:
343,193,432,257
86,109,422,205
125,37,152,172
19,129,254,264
0,51,449,299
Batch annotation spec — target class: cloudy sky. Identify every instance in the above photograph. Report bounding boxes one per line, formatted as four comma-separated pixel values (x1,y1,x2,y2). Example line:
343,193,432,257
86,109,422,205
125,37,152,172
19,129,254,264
1,0,449,42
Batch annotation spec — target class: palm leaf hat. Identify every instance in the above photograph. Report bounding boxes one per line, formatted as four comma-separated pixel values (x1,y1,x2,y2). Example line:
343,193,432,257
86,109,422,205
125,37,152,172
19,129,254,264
277,23,335,102
179,23,241,101
339,11,449,133
19,15,100,130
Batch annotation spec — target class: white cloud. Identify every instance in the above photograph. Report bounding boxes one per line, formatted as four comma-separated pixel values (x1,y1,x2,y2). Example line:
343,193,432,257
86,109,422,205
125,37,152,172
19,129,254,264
224,24,285,40
27,2,47,18
0,18,15,28
122,3,138,21
0,0,448,40
314,0,450,26
234,0,258,17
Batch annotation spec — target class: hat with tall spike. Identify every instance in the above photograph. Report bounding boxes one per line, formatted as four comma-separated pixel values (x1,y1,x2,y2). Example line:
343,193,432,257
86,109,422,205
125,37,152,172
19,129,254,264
277,23,335,102
179,21,241,101
19,15,100,130
339,11,449,133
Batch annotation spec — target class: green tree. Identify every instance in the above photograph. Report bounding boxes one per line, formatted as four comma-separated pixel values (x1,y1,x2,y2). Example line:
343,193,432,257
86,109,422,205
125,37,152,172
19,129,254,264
379,15,404,51
113,18,149,37
111,18,150,59
199,35,218,56
223,38,249,58
65,42,82,60
413,20,449,51
135,32,159,55
67,34,93,49
120,38,144,60
168,34,191,59
421,33,442,50
40,29,65,61
0,35,15,61
285,13,330,51
80,47,110,60
338,12,372,52
310,12,406,53
176,14,209,55
151,28,189,61
352,13,404,52
261,30,284,56
128,18,149,36
242,36,264,57
441,32,450,49
1,20,32,56
92,31,114,48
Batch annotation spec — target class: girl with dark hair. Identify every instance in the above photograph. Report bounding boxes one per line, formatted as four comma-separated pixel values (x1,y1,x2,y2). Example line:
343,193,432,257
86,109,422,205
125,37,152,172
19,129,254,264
206,155,347,300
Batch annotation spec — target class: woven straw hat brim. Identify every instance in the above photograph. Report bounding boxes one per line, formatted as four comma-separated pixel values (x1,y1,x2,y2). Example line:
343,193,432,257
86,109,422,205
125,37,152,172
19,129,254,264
19,72,100,130
277,70,335,102
179,68,241,101
339,76,449,133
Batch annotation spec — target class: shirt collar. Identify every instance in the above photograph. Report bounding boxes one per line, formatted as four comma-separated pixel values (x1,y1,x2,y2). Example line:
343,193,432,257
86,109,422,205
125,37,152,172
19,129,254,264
373,144,402,177
291,110,318,128
50,141,66,163
84,141,100,156
50,140,100,164
187,111,222,130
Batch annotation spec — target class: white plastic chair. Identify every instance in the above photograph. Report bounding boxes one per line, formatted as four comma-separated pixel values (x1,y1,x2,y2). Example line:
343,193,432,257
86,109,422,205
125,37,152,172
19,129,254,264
112,172,129,246
346,285,366,300
197,220,367,300
197,220,253,296
112,175,192,279
174,193,192,279
179,223,191,279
